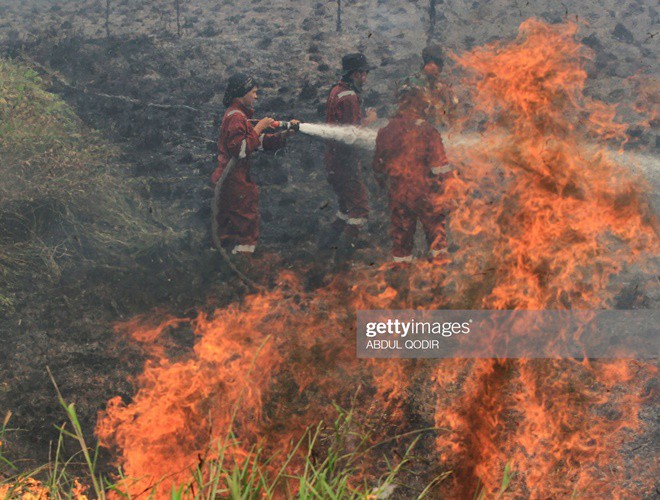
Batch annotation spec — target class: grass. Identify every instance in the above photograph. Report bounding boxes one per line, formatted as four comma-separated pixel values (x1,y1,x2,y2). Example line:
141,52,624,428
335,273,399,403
0,57,182,316
0,394,514,498
0,376,451,500
473,461,513,500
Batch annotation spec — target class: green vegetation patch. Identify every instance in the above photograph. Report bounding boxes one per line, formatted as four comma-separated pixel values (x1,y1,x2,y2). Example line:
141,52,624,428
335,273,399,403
0,58,175,314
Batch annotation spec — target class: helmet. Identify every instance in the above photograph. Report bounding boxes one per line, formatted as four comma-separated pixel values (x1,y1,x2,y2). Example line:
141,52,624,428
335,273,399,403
422,44,445,69
341,53,374,75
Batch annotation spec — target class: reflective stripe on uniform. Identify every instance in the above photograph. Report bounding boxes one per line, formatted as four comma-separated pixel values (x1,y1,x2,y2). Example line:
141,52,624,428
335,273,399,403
226,109,245,118
232,244,255,254
337,90,356,99
393,255,414,263
431,164,453,175
336,211,367,226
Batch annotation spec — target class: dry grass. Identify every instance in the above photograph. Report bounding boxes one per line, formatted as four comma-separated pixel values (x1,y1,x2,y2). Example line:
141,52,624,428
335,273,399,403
0,58,182,314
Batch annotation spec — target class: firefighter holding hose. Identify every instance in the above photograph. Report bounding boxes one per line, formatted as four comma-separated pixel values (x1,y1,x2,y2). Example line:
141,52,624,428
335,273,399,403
212,73,299,256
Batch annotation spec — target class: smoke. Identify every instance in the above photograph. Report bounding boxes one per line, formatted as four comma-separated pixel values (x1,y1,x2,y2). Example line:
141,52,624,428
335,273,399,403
299,124,660,194
298,123,377,149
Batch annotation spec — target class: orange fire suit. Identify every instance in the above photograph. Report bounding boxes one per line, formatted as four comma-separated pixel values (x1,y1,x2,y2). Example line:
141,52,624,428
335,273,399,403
324,80,369,227
372,114,452,261
212,102,287,253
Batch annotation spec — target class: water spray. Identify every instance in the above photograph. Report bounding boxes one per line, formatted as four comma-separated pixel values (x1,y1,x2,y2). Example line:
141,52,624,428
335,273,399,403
250,119,377,149
297,123,377,149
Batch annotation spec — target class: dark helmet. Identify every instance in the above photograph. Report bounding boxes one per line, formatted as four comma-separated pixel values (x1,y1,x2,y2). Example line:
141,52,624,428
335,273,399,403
422,44,445,69
222,73,258,107
341,53,373,75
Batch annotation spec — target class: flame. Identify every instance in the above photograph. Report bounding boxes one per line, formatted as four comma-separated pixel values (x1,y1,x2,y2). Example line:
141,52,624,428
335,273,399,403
429,18,658,497
0,478,88,499
0,478,49,500
96,272,403,496
96,19,658,499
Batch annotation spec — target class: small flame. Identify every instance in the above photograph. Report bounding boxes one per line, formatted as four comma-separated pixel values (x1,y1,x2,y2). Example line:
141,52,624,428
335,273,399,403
0,478,88,500
0,478,49,500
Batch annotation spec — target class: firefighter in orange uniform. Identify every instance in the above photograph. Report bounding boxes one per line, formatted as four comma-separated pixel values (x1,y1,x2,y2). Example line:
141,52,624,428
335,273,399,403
372,87,453,262
321,53,376,248
212,73,297,255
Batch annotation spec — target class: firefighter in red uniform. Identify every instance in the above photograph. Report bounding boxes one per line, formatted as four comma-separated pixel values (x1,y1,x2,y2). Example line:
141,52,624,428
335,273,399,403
372,87,453,262
212,73,297,255
321,53,376,248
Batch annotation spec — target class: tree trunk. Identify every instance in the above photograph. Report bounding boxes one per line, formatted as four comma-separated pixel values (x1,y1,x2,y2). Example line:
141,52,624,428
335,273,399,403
175,0,181,38
429,0,436,40
105,0,111,38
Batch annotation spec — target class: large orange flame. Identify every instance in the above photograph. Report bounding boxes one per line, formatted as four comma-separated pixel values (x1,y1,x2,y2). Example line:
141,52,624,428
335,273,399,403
96,19,658,499
430,18,658,497
96,273,400,496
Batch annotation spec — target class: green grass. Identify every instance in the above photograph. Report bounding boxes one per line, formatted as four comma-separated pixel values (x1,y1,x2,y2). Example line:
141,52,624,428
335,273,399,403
0,377,450,500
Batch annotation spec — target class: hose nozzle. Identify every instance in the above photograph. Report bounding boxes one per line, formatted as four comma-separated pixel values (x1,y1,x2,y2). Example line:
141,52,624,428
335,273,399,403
273,120,300,132
249,119,300,132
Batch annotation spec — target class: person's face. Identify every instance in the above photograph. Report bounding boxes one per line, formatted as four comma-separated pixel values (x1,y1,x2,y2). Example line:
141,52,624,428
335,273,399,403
240,87,258,108
423,61,441,76
352,70,369,89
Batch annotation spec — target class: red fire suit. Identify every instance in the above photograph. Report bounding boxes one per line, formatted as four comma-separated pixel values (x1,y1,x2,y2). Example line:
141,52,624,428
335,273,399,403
212,102,287,253
324,80,369,227
372,114,452,261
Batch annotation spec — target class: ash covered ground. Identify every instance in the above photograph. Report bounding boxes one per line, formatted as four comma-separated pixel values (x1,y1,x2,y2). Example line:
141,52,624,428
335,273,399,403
0,0,658,494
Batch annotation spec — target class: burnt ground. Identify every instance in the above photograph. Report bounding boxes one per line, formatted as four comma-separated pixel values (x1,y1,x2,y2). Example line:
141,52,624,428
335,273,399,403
0,0,658,492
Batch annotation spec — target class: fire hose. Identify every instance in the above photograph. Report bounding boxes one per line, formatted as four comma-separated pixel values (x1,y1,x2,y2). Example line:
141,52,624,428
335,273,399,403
211,157,262,292
211,121,302,291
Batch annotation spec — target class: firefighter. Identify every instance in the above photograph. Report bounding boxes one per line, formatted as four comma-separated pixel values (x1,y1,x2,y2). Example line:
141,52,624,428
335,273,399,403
372,86,453,262
320,52,377,250
212,73,298,255
400,44,458,129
